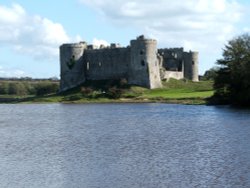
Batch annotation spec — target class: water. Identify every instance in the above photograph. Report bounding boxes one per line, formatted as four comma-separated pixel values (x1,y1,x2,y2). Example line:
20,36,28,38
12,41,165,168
0,104,250,188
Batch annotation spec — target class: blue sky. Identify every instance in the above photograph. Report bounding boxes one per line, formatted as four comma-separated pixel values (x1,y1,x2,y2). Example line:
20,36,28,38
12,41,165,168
0,0,249,78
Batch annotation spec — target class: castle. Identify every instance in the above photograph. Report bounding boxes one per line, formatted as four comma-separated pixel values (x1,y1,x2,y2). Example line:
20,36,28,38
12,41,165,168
59,35,199,91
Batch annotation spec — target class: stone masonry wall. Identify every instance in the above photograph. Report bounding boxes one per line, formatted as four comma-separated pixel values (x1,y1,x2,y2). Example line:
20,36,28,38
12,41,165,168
129,37,162,89
59,43,86,92
59,36,199,92
184,51,199,81
158,48,184,71
84,48,130,80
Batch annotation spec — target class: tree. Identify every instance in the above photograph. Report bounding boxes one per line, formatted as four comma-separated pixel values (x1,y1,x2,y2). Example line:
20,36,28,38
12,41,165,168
203,67,219,80
214,33,250,106
0,82,8,94
8,82,28,95
35,82,59,96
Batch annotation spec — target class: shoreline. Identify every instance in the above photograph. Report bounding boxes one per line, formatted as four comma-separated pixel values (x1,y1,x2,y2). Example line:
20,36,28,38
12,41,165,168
0,96,209,105
0,80,214,105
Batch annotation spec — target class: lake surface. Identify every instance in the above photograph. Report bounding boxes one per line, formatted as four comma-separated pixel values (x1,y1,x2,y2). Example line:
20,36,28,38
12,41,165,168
0,104,250,188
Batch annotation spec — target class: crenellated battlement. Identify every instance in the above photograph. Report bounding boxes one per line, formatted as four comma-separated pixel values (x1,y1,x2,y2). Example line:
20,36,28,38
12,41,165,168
59,35,199,92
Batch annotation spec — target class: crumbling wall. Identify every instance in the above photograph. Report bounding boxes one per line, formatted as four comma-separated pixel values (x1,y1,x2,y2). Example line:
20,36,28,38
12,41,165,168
59,36,200,92
162,71,184,81
158,48,184,71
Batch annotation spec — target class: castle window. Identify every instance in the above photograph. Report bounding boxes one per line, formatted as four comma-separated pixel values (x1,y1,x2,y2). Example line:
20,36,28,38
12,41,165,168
87,62,90,70
99,62,102,67
172,52,177,58
141,60,145,66
140,50,144,55
192,61,194,65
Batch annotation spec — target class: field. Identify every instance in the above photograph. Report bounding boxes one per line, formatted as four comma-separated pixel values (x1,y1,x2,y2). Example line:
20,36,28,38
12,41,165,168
0,79,214,104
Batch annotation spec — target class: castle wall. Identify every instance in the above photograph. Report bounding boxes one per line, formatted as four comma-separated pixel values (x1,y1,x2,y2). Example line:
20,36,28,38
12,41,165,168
129,37,162,89
59,36,199,92
84,48,130,80
158,48,184,71
163,71,184,81
59,43,86,92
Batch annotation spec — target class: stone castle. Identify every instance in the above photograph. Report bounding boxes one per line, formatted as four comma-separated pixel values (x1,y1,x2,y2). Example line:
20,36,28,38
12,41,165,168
60,35,199,91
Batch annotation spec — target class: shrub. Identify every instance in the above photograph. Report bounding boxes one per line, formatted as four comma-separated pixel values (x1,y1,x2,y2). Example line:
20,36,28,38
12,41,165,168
8,82,28,95
0,82,8,94
81,87,93,96
107,87,122,99
35,82,59,96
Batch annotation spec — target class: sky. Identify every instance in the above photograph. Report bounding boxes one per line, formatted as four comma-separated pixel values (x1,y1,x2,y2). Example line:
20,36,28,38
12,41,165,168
0,0,249,78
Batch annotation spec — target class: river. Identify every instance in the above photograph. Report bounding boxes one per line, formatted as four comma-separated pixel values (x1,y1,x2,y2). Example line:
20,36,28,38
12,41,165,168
0,104,250,187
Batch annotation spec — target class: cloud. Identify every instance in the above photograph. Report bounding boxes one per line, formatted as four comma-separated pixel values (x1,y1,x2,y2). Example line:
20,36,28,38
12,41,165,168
0,3,80,60
92,38,109,47
243,27,250,32
0,66,26,78
79,0,245,71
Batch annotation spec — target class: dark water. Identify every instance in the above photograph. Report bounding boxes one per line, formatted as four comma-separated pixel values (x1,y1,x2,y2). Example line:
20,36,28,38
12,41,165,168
0,104,250,188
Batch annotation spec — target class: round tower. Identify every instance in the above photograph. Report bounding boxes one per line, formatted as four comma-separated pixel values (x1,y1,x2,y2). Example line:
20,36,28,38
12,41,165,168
191,52,199,81
184,51,199,82
59,42,87,92
128,35,162,89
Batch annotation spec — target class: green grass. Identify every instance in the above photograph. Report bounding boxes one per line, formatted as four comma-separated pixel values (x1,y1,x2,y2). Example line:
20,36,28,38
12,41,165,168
143,89,214,99
0,79,215,104
141,79,214,99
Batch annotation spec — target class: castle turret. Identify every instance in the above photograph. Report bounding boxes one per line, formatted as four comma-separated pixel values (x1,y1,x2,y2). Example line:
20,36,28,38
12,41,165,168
59,42,87,92
128,36,162,89
184,51,199,81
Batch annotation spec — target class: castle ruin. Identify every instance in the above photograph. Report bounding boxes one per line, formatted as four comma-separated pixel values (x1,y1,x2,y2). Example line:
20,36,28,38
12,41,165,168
59,35,199,91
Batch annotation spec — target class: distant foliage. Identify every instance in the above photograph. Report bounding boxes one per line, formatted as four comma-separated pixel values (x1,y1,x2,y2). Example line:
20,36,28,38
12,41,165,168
35,82,59,96
0,81,59,96
0,82,8,94
8,82,28,95
213,33,250,106
203,67,219,81
107,87,122,99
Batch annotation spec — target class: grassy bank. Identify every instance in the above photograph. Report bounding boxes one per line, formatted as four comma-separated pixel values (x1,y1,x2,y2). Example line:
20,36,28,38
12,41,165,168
0,79,214,104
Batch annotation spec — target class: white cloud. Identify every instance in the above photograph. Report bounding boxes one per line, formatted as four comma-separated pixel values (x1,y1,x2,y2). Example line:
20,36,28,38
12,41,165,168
243,27,250,32
92,38,109,47
79,0,245,72
0,66,26,78
79,0,243,47
0,3,79,60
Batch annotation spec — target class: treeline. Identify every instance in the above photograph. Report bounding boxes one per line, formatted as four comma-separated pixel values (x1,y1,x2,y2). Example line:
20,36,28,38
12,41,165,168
0,77,59,81
208,33,250,106
0,81,59,96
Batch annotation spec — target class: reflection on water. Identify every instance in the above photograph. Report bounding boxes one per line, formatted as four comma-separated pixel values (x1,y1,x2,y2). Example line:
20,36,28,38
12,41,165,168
0,104,250,188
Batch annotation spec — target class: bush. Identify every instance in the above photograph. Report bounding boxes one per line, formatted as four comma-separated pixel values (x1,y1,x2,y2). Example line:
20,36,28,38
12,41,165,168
119,78,129,88
81,87,93,96
0,82,8,94
107,87,122,99
8,82,28,95
35,82,59,96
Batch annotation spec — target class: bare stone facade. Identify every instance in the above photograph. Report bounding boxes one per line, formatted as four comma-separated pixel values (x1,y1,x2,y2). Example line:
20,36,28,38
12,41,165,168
59,35,199,92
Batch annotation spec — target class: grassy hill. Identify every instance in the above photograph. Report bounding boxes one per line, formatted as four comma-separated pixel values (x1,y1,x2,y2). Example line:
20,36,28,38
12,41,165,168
0,79,214,104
